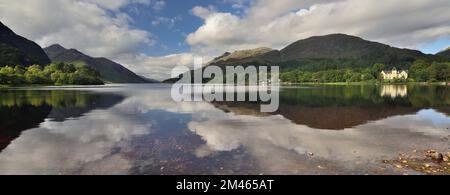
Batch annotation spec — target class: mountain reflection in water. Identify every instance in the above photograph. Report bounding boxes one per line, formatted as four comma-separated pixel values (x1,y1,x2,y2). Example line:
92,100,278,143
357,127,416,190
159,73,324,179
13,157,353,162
0,90,125,152
214,85,450,130
0,84,448,175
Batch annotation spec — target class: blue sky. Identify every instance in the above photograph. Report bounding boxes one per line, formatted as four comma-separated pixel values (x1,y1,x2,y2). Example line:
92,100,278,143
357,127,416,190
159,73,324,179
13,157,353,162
420,38,450,54
121,0,250,56
0,0,449,79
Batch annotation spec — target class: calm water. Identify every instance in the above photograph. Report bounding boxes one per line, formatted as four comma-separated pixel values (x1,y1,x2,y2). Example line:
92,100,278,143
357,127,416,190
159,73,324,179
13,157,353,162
0,84,449,175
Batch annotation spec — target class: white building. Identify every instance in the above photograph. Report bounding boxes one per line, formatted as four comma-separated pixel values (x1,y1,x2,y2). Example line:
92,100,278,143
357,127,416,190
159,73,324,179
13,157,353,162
381,68,408,80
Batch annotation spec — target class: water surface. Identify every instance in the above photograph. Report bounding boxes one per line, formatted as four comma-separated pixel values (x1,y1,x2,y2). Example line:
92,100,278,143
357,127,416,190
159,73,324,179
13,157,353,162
0,84,448,175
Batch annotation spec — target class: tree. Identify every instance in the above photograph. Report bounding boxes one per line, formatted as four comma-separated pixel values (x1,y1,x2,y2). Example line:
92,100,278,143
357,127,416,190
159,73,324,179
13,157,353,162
371,63,386,79
0,72,5,84
14,65,25,75
0,66,14,75
24,65,50,84
429,62,449,81
414,69,428,82
0,62,104,85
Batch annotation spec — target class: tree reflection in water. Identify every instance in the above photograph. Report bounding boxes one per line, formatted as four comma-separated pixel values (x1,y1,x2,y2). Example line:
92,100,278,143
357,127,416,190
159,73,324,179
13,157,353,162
0,90,125,151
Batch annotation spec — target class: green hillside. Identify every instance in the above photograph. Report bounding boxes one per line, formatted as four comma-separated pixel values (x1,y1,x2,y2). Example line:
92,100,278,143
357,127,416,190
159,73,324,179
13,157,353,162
0,22,50,67
437,47,450,60
166,34,449,83
44,44,155,83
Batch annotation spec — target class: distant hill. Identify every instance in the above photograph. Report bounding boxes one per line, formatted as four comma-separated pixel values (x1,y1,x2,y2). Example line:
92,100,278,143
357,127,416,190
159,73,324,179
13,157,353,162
138,75,160,83
437,47,450,59
166,34,440,83
279,34,433,68
208,34,437,71
44,44,155,83
0,21,50,66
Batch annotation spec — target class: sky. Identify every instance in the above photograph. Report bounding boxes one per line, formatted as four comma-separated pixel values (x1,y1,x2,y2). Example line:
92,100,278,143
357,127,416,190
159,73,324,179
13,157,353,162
0,0,449,80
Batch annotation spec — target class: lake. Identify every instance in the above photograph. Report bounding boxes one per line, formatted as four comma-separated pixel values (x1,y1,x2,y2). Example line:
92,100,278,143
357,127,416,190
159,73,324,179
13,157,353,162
0,84,449,175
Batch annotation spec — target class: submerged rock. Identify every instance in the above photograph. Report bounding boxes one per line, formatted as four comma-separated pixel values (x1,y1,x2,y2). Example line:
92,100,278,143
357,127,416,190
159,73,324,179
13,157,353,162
426,150,444,161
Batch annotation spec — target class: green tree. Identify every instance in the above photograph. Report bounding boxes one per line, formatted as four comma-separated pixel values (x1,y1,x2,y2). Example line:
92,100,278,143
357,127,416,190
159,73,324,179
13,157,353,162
24,65,50,84
371,63,386,80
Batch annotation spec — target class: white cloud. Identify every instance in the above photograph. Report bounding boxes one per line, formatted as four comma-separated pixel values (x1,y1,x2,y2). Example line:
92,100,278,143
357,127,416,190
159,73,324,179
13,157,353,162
0,0,153,58
191,6,217,19
118,53,199,80
187,0,450,53
84,0,152,10
152,0,166,11
151,16,182,29
227,0,249,9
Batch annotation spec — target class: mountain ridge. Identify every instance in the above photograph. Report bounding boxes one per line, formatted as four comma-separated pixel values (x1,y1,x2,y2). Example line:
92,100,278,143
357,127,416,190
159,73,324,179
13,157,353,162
165,33,446,83
0,21,50,66
207,47,280,66
206,34,439,70
437,46,450,59
44,44,155,83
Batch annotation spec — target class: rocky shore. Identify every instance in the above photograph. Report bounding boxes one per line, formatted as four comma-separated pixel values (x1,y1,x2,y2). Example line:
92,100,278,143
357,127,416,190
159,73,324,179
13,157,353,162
383,150,450,175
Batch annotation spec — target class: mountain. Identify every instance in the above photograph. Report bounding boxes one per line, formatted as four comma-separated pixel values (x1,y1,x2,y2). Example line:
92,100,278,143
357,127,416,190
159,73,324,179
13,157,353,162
207,47,281,66
280,34,426,61
138,75,160,83
207,34,436,70
281,34,424,61
437,47,450,59
44,44,155,83
0,21,50,66
165,34,442,83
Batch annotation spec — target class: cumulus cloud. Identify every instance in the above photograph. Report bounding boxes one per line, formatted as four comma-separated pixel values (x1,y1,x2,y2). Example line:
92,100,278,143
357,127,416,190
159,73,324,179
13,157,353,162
187,0,450,53
0,0,154,59
118,53,199,80
191,6,217,19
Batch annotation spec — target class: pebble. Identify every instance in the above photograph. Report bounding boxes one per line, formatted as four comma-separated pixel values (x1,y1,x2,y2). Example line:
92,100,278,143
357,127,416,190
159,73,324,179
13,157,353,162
444,156,449,162
427,150,437,153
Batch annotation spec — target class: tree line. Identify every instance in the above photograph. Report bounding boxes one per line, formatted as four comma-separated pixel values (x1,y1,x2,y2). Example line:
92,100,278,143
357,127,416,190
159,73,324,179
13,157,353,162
0,62,104,86
280,61,450,83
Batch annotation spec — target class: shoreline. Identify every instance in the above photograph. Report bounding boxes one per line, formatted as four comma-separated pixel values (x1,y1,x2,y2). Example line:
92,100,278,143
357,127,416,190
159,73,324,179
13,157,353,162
281,82,449,86
1,82,448,88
